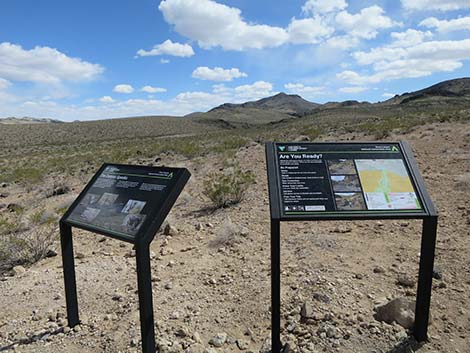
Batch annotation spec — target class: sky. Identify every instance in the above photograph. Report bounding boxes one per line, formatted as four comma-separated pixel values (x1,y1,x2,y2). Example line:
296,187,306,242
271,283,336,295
0,0,469,121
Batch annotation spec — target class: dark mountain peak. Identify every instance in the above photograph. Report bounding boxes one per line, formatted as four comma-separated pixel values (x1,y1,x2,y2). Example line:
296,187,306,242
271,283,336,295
383,77,470,105
210,92,320,116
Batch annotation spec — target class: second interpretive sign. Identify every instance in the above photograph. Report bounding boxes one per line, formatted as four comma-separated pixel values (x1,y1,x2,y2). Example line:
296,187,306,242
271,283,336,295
271,142,427,219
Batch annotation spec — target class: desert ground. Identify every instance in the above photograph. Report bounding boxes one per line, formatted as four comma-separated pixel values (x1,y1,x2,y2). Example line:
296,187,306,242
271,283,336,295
0,109,469,353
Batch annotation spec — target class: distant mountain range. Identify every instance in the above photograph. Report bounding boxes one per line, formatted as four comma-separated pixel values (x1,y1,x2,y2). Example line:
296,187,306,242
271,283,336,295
0,116,63,124
2,78,469,125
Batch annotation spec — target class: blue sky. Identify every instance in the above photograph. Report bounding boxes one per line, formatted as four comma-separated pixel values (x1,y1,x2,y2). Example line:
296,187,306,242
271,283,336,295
0,0,469,121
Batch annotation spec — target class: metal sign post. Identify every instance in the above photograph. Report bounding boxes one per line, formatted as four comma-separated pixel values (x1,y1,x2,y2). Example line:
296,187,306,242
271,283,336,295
60,163,190,353
266,141,438,352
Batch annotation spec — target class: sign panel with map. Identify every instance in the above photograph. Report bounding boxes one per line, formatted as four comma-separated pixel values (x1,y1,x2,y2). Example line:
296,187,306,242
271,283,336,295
63,164,190,242
268,142,428,219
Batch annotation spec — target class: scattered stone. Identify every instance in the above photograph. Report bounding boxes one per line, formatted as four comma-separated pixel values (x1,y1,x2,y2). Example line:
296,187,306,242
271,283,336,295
51,185,70,197
164,224,178,236
195,223,204,231
12,265,26,276
236,338,249,350
1,182,8,188
433,266,443,280
209,332,227,347
300,302,314,320
373,266,386,274
397,274,416,287
165,282,173,290
313,292,331,304
374,297,415,329
75,252,85,260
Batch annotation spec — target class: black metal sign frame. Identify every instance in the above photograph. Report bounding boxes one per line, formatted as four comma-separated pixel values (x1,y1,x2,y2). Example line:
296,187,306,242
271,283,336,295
59,163,190,353
266,141,438,352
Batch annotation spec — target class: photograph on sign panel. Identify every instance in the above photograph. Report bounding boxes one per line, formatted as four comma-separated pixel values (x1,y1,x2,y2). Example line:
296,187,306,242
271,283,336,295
80,207,101,222
330,175,362,192
334,192,366,210
97,192,119,207
122,214,146,234
79,193,100,207
327,159,356,175
121,199,146,214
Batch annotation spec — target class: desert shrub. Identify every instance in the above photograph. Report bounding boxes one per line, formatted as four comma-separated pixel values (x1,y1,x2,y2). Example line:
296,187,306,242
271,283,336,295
30,209,58,225
213,136,249,153
0,216,20,235
303,126,321,140
0,225,57,272
11,167,44,184
203,164,255,208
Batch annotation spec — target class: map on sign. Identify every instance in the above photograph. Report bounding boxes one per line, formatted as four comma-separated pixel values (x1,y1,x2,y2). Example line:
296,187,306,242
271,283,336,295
355,159,420,210
268,142,425,218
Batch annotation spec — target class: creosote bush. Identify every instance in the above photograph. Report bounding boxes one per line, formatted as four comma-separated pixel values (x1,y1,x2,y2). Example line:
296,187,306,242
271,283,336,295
203,164,255,208
0,225,57,272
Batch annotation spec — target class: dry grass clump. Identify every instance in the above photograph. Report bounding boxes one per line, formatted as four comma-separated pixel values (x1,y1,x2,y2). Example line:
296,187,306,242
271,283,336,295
0,225,57,273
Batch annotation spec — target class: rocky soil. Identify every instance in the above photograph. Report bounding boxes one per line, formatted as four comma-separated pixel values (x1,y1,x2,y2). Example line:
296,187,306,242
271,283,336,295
0,121,469,353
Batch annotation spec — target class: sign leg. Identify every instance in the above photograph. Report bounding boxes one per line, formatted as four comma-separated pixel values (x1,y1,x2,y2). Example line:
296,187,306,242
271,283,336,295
60,222,80,327
414,216,438,342
271,219,281,353
135,243,156,353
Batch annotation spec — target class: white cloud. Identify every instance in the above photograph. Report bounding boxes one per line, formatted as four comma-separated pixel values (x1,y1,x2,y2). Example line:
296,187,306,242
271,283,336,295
192,66,247,82
160,58,170,64
113,84,134,94
382,93,395,98
0,78,11,90
99,96,115,103
353,38,470,66
390,29,433,47
420,16,470,32
158,0,288,50
335,6,398,39
141,85,166,93
337,57,463,84
234,81,274,100
401,0,470,11
287,17,334,44
284,83,324,97
339,86,368,93
137,39,194,57
302,0,347,15
326,35,360,49
0,42,103,84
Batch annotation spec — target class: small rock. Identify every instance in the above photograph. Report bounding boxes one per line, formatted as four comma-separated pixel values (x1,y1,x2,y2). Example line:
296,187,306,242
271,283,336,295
195,223,204,231
300,302,314,320
164,224,178,236
12,265,26,276
433,266,443,280
397,274,415,287
373,266,386,274
75,252,85,260
374,297,415,329
236,338,249,350
313,292,331,303
165,282,173,290
209,332,227,347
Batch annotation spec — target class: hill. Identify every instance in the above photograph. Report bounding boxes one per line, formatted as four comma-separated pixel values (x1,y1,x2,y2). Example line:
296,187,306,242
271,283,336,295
211,92,320,116
0,117,64,124
382,77,470,105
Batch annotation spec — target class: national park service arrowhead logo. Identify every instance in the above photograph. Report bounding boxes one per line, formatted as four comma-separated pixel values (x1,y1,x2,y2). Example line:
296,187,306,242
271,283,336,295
278,146,286,152
391,146,399,152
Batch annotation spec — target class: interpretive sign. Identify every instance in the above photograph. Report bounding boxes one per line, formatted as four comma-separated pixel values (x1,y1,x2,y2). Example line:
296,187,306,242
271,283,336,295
60,163,190,353
266,141,438,353
269,142,432,220
64,164,189,242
